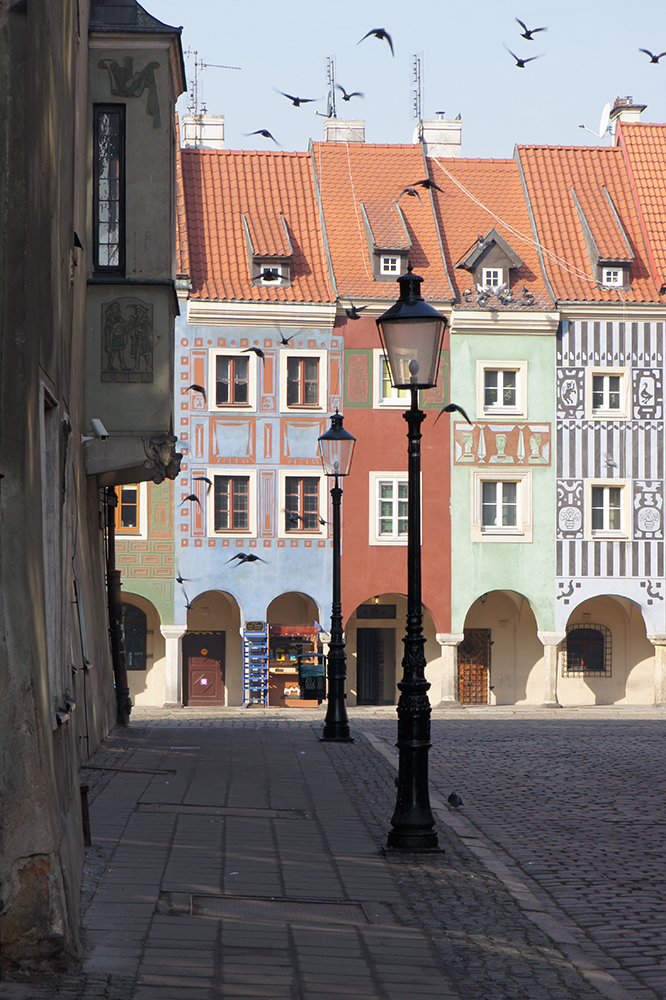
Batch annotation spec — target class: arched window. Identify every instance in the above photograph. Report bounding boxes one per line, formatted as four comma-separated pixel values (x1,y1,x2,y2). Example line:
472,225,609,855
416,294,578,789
563,623,611,676
122,603,147,671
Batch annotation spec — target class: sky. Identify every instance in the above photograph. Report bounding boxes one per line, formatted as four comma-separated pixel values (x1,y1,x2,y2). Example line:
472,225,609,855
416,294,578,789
148,0,666,158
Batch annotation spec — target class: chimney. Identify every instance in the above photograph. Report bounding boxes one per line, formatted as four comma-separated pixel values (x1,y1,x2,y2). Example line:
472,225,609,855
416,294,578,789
413,112,462,158
181,114,225,150
609,96,647,130
323,118,365,143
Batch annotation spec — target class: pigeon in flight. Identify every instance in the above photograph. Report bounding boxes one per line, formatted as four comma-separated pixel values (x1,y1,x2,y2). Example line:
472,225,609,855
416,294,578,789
227,552,267,565
358,28,394,56
276,89,318,107
244,129,280,144
515,18,547,40
180,493,202,508
345,301,367,320
434,403,473,426
403,177,443,194
398,187,422,203
639,48,666,63
193,476,213,493
447,791,464,809
185,383,207,405
278,332,295,345
337,84,364,102
242,346,265,360
506,47,541,68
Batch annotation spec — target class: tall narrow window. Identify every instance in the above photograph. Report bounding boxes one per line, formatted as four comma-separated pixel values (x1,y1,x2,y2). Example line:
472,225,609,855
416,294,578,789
285,476,319,530
115,485,140,534
93,105,125,272
216,356,249,406
287,357,319,407
214,476,250,531
377,478,408,539
482,481,517,528
591,485,622,532
122,603,147,671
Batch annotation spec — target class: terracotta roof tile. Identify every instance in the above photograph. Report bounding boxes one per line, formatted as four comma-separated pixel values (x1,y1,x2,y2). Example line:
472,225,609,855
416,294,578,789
616,122,666,288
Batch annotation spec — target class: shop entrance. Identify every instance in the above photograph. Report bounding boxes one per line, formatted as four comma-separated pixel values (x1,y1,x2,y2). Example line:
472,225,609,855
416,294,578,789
183,631,225,706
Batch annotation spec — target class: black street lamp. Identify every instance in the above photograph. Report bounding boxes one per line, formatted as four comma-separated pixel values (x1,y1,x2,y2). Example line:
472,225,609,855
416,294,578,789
376,265,447,850
318,410,356,742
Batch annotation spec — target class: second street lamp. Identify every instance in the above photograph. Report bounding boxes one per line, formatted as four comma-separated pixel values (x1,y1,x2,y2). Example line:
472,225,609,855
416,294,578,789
376,265,447,850
318,410,356,742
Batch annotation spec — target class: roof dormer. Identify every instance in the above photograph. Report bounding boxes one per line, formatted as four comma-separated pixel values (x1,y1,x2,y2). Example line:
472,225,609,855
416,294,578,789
455,228,523,292
243,213,293,287
361,201,412,280
570,188,633,289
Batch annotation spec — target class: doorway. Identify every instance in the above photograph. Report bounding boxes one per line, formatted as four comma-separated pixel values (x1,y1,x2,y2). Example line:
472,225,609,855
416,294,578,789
356,628,384,705
458,628,491,704
183,631,225,706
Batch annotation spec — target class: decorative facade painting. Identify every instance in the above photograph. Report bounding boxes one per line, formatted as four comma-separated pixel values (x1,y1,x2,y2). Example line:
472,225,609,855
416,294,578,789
101,297,154,382
454,423,551,465
98,57,161,128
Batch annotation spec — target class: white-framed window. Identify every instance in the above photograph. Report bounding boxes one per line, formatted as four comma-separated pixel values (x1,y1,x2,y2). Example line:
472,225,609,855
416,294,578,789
585,479,630,539
476,360,527,418
602,267,623,287
585,367,629,419
260,265,283,285
373,349,410,408
115,483,149,539
277,470,327,538
279,350,327,411
207,469,257,537
380,255,400,275
471,470,532,542
482,267,503,289
369,471,412,546
211,349,258,412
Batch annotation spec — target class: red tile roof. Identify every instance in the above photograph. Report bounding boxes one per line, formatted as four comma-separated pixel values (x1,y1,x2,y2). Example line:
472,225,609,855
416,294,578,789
311,142,454,302
616,122,666,290
517,144,659,302
175,123,190,278
180,149,334,303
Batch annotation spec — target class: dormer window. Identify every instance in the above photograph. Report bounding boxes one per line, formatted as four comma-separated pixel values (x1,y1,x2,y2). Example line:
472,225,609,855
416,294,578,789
482,267,503,289
381,256,400,275
260,266,283,285
455,228,523,300
242,213,293,288
361,201,411,282
602,267,624,287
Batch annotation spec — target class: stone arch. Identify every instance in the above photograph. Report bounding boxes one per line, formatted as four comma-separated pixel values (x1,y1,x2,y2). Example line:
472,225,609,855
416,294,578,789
184,590,242,706
266,592,320,626
121,592,165,707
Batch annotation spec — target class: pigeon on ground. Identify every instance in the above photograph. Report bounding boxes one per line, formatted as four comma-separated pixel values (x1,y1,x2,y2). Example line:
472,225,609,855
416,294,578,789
447,791,464,809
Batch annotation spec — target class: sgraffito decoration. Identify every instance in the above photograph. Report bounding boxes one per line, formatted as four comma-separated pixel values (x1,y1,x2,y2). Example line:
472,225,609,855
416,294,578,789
101,297,155,382
557,480,584,539
98,57,161,128
453,423,551,465
633,481,664,540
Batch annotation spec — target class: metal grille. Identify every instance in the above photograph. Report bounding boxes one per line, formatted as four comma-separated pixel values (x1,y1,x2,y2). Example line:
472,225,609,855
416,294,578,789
458,628,491,704
561,622,611,677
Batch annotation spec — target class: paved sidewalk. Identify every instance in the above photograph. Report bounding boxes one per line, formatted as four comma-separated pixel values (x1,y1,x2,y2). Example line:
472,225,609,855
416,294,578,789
3,706,662,1000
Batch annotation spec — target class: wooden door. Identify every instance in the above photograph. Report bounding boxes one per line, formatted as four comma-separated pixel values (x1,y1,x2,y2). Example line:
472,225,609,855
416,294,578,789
458,629,491,704
183,632,225,706
356,628,383,705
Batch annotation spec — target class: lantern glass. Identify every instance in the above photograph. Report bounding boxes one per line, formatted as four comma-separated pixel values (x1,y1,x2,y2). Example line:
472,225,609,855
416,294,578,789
318,412,356,477
376,267,446,389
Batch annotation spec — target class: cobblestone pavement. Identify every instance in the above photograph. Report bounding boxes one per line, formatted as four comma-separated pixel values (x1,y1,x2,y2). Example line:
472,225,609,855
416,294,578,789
1,706,664,1000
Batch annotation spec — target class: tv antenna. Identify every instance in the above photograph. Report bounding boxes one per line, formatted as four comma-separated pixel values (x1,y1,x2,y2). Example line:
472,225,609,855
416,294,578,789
185,48,241,118
579,101,611,139
412,53,423,141
326,56,336,118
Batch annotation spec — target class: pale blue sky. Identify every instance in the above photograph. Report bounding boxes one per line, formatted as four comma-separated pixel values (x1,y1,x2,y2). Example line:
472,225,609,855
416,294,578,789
150,0,666,157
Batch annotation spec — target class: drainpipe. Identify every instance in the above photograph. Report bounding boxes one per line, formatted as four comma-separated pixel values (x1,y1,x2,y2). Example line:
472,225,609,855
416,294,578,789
105,488,132,726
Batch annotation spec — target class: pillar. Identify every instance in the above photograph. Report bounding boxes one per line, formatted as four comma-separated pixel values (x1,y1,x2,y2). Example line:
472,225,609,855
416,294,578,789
647,634,666,707
537,631,566,707
434,633,465,707
160,625,186,707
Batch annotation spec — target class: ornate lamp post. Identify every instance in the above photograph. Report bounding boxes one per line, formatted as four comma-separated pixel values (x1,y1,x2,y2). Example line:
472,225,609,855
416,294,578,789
376,265,447,850
318,410,356,741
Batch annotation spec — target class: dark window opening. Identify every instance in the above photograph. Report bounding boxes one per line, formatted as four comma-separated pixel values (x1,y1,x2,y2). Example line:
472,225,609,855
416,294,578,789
122,603,147,671
93,105,125,272
216,356,249,406
563,623,611,676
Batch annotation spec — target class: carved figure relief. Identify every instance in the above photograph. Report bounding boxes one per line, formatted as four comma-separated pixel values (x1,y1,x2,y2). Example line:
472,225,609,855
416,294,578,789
98,57,161,128
454,424,551,465
101,297,155,382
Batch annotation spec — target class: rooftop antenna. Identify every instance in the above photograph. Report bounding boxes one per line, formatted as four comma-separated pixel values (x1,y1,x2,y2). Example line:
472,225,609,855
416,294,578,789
579,101,611,139
412,53,423,142
184,48,241,119
326,56,336,118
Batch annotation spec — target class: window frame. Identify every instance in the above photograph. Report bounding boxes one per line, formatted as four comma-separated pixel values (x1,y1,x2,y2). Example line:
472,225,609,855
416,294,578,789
373,349,410,408
585,367,630,420
92,104,125,274
481,267,503,289
476,360,527,419
561,622,612,677
210,350,258,412
279,350,327,411
470,470,532,542
584,478,630,540
601,267,624,287
277,470,327,538
114,483,148,539
207,469,257,538
368,471,416,546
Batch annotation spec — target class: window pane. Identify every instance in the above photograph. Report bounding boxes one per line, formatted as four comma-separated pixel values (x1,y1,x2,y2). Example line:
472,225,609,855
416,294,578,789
608,487,621,530
591,486,604,530
214,477,230,530
502,370,516,406
232,478,249,530
501,481,517,526
120,487,138,528
287,358,300,406
484,370,498,407
234,357,248,404
592,374,604,410
608,375,620,410
481,481,497,526
303,359,319,405
216,357,230,404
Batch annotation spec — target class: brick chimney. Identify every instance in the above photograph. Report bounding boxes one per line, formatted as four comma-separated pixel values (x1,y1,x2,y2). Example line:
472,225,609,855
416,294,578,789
413,112,462,158
181,114,225,150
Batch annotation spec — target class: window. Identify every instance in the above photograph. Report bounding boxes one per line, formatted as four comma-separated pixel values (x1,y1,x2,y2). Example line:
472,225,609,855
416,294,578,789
585,479,629,539
482,267,502,289
602,267,623,287
562,623,611,677
376,478,408,539
585,368,629,419
287,356,319,407
285,476,321,531
374,351,409,407
216,355,249,406
213,476,250,532
93,105,125,272
115,485,140,534
260,265,282,285
471,470,532,542
476,361,527,418
381,256,399,275
122,603,147,671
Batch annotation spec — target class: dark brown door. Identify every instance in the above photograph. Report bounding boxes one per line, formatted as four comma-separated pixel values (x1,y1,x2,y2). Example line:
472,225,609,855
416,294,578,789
458,629,491,704
183,632,225,706
357,629,383,705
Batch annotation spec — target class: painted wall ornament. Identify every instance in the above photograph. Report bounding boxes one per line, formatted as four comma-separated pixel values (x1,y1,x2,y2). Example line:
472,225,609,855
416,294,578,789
633,368,663,420
454,423,550,465
557,480,584,538
633,481,664,539
557,369,585,418
101,297,155,382
98,57,161,128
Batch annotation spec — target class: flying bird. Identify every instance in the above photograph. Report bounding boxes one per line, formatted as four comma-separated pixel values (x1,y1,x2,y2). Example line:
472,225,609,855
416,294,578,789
180,493,202,508
515,18,547,40
244,129,280,144
447,791,464,809
403,178,443,193
398,187,422,203
227,552,267,565
358,28,394,56
506,47,541,68
278,332,295,345
242,346,265,360
434,403,473,426
344,301,367,320
276,89,318,107
185,383,207,404
639,48,666,63
193,476,213,492
337,84,364,102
